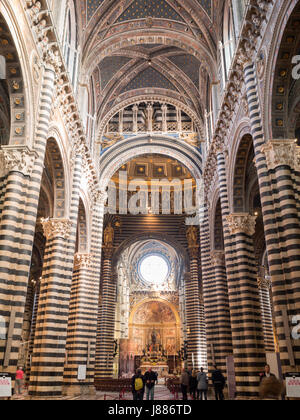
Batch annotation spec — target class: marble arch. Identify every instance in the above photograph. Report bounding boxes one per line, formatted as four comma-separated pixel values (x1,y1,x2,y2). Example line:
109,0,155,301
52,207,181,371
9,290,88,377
99,135,202,186
96,95,205,144
83,31,217,82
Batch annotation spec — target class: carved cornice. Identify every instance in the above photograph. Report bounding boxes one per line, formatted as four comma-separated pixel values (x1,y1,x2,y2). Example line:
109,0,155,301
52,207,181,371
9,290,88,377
226,213,257,236
102,245,114,259
0,145,38,177
24,0,100,188
41,218,73,241
261,139,300,171
257,276,272,290
92,189,108,207
74,253,93,270
203,0,273,189
188,245,199,260
211,250,225,266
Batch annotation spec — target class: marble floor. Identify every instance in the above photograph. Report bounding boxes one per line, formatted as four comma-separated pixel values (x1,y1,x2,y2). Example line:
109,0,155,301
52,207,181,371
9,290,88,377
10,385,205,401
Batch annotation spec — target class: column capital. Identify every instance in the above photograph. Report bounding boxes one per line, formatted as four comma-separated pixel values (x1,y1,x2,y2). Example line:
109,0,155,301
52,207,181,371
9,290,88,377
186,226,199,247
257,276,272,290
226,213,256,236
102,245,114,259
211,250,225,266
184,272,191,282
262,139,299,171
41,218,73,241
74,253,93,270
0,145,38,177
188,245,199,259
92,188,108,207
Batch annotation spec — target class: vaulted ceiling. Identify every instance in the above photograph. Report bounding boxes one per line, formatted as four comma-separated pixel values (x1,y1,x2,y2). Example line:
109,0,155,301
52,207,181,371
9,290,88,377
76,0,222,134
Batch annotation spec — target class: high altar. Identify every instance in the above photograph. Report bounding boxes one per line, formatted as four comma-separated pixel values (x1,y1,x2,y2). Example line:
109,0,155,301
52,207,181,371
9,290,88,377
139,329,169,376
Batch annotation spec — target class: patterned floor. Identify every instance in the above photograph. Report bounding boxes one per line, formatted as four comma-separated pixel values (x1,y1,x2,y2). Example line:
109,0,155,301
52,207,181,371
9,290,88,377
10,385,193,401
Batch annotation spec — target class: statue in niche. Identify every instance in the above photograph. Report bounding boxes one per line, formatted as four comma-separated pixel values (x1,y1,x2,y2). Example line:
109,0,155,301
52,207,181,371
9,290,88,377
151,329,157,345
186,226,198,246
104,222,114,247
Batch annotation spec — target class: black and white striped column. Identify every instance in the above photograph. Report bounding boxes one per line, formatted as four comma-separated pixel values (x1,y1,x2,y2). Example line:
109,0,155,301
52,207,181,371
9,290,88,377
243,61,300,374
185,243,207,371
28,218,74,397
95,246,116,379
0,61,56,379
226,213,266,396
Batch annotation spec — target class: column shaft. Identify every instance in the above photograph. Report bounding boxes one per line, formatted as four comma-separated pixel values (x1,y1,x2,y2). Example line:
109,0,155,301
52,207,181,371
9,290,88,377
0,63,56,377
95,247,116,378
244,62,300,373
226,214,266,397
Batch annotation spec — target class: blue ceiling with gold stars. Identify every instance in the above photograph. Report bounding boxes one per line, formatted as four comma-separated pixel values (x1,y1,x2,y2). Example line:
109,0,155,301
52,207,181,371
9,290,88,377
84,0,212,25
117,0,184,23
196,0,212,18
99,56,132,89
86,0,105,22
121,66,178,93
168,55,200,88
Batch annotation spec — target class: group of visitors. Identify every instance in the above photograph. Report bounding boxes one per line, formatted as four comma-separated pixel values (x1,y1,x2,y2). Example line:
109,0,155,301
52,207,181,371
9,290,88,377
132,367,158,401
180,365,225,401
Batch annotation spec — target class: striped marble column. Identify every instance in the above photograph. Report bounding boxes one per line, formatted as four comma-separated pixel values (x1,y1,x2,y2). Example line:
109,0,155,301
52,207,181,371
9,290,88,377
210,251,233,373
25,282,40,382
63,253,97,395
29,143,83,397
95,246,116,378
261,139,300,371
226,213,266,397
257,277,275,353
243,60,300,374
185,237,207,371
28,219,74,397
18,282,35,368
0,60,57,378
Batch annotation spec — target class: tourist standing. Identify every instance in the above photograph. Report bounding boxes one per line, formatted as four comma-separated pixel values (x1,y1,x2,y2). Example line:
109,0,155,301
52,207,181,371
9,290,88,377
259,365,275,383
15,367,24,396
212,365,226,400
180,369,190,401
132,369,145,401
197,368,208,400
189,371,198,400
144,368,157,400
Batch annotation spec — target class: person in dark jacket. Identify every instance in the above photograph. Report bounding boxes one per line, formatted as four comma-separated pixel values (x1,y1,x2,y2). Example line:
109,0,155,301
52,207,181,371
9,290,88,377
189,371,198,400
259,365,275,383
132,369,145,401
144,368,157,400
180,369,190,401
212,365,226,400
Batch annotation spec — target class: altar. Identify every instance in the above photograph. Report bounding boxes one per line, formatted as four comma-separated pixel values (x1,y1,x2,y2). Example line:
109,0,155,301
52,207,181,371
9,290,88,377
140,363,169,379
139,332,170,378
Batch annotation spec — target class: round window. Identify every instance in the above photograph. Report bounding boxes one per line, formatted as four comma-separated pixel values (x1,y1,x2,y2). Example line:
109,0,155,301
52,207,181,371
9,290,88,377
139,255,169,285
